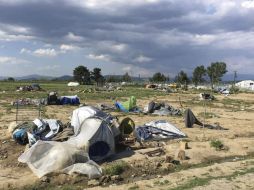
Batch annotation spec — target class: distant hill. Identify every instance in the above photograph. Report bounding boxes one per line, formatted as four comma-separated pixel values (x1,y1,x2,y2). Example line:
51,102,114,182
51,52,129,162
52,75,73,81
0,76,8,80
15,74,54,81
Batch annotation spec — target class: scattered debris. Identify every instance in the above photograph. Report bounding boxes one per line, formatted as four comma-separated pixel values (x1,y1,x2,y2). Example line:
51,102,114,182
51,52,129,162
140,148,166,157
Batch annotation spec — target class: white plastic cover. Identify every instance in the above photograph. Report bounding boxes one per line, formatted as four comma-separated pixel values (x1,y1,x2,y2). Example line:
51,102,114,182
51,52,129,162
67,82,80,87
18,140,102,178
146,120,186,137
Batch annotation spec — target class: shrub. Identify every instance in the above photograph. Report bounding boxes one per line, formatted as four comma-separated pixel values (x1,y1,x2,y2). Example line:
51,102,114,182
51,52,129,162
103,161,128,176
210,139,224,150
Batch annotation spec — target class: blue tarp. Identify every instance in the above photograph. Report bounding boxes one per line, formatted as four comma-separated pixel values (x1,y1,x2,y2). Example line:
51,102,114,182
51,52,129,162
60,96,80,105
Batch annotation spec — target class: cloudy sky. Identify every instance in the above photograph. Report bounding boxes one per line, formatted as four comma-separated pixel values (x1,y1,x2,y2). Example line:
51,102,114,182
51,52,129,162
0,0,254,77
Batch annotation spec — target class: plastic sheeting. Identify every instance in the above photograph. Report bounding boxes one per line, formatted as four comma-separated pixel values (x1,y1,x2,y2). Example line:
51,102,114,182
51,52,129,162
59,95,80,105
134,120,186,141
18,140,102,178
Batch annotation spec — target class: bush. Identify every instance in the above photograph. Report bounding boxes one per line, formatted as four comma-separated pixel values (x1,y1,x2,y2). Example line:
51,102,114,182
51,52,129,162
210,139,224,150
104,161,128,176
230,86,239,94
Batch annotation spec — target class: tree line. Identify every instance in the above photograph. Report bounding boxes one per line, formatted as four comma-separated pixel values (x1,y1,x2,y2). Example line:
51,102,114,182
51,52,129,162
150,62,227,89
73,61,227,88
73,66,133,85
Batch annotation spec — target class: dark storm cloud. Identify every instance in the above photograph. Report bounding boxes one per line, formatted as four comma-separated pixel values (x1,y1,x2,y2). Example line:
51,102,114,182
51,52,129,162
0,0,254,75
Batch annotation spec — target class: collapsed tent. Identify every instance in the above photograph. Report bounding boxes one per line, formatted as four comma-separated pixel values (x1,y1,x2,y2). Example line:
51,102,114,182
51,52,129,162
47,92,80,105
134,120,186,142
18,106,120,178
16,83,42,92
184,109,228,130
144,101,182,116
60,95,80,105
115,96,138,112
12,98,47,106
12,119,69,146
18,140,102,178
199,93,215,100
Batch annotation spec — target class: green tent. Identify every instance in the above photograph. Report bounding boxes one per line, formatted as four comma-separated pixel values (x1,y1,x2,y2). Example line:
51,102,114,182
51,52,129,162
122,96,137,111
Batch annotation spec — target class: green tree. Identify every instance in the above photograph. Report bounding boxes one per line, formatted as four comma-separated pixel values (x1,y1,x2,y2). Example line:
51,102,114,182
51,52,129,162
150,72,167,82
207,62,227,89
176,70,189,90
122,72,132,82
73,65,91,85
192,65,206,86
7,77,15,81
91,67,104,86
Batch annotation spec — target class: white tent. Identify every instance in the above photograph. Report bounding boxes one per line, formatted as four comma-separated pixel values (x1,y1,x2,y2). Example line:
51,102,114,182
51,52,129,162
70,106,120,161
18,106,120,178
67,82,80,87
236,80,254,91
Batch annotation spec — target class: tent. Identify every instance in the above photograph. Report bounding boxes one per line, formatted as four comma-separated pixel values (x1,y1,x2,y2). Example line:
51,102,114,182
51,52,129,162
134,120,186,141
18,106,120,178
70,106,120,161
115,96,137,112
184,109,228,130
236,80,254,91
67,82,80,87
59,95,80,105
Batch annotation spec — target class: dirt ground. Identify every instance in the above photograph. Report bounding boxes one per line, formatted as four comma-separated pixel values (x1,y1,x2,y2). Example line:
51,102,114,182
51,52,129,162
0,91,254,190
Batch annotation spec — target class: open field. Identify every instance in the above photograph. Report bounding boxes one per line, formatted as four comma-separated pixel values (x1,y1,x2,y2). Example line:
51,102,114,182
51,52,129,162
0,82,254,190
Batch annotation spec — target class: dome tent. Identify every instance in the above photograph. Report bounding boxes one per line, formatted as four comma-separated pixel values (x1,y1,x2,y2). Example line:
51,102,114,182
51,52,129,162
69,106,120,161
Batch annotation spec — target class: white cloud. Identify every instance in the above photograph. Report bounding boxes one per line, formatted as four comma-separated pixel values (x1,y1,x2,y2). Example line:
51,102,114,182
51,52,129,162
214,31,254,49
122,65,132,72
65,32,84,42
0,56,29,64
241,1,254,8
20,48,31,54
0,29,33,41
33,48,58,57
67,0,159,10
88,53,111,61
193,34,216,45
111,44,128,52
224,56,254,74
134,55,152,63
60,44,79,52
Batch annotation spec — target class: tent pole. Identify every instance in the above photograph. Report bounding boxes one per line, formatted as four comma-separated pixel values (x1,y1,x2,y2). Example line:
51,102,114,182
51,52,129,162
202,99,206,140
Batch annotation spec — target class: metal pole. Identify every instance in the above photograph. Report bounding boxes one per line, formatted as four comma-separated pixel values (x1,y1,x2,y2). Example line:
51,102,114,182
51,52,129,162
16,101,18,123
202,99,206,139
39,104,41,119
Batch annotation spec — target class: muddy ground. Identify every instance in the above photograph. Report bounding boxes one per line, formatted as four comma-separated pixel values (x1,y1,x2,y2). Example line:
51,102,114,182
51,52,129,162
0,91,254,190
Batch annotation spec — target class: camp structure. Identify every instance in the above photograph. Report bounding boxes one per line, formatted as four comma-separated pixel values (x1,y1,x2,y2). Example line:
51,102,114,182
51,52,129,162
235,80,254,91
134,120,186,142
47,92,80,105
115,96,137,112
18,106,120,178
67,82,80,87
70,106,120,161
